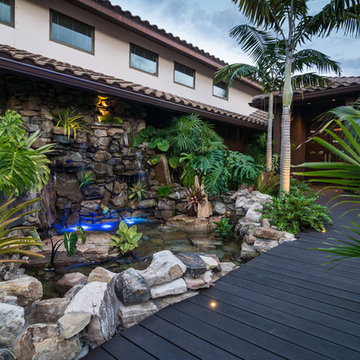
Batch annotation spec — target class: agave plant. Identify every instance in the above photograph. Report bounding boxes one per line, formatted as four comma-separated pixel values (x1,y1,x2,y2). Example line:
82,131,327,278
0,196,44,264
51,107,87,140
253,171,280,196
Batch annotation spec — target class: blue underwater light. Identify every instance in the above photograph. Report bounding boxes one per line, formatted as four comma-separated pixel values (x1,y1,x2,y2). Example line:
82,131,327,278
56,217,153,234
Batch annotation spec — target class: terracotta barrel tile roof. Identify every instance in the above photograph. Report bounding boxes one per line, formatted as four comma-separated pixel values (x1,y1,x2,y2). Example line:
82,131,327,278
0,44,267,127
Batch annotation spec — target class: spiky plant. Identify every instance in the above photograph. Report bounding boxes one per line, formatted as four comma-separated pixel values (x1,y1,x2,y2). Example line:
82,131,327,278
0,196,44,264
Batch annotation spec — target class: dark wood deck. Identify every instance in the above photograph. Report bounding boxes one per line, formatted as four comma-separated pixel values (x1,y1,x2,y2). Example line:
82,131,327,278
84,200,360,360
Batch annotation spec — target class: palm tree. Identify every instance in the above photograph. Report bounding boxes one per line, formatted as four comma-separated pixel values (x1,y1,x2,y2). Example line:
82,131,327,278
214,37,340,172
231,0,360,193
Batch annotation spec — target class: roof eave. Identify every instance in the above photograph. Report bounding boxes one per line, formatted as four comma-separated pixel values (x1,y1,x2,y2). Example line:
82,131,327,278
0,56,265,130
250,85,360,110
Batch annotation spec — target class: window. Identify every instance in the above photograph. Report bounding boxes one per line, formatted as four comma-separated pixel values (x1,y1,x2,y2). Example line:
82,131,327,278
0,0,14,27
174,62,195,88
130,44,158,75
213,82,228,100
50,10,94,54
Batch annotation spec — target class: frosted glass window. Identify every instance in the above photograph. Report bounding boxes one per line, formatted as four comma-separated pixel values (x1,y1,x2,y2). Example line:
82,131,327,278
130,44,158,75
213,82,228,100
0,0,13,26
174,62,195,88
51,10,94,53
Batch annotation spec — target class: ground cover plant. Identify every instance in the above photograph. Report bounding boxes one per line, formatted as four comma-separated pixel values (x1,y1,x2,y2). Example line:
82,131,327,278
214,217,235,240
261,189,332,234
111,221,142,255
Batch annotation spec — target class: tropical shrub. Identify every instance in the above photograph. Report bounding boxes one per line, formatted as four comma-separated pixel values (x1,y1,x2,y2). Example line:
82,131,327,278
0,196,44,264
181,149,262,195
51,107,88,140
260,189,332,234
157,185,172,198
110,221,142,255
0,110,53,196
48,226,86,268
214,217,235,240
129,181,146,201
185,187,206,216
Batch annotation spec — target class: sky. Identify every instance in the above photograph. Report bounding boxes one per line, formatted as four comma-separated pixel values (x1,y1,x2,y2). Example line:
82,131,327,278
112,0,360,76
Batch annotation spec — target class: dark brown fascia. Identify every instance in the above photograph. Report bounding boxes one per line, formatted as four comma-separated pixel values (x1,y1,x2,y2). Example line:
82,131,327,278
64,0,262,91
0,56,265,130
250,85,360,110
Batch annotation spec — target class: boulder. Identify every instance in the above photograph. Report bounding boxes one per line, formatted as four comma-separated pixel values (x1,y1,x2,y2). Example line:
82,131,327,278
139,250,186,287
183,270,213,290
167,214,221,233
138,199,157,208
27,297,70,324
55,173,83,203
153,291,198,310
0,303,25,346
110,193,128,208
12,324,81,360
176,252,207,278
118,301,158,328
58,312,91,339
158,199,176,211
113,268,150,306
190,236,222,251
261,218,271,228
150,278,187,299
252,227,284,241
244,208,262,223
213,202,226,215
253,239,279,253
240,242,258,261
154,154,172,185
56,273,87,296
65,281,120,346
199,254,220,270
88,267,116,283
279,232,296,243
0,275,43,307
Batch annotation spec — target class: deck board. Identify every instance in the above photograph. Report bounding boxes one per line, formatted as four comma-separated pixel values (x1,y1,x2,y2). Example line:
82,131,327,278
84,199,360,360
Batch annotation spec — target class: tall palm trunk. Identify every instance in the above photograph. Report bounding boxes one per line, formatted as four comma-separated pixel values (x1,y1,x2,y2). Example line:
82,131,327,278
280,52,293,194
266,91,274,171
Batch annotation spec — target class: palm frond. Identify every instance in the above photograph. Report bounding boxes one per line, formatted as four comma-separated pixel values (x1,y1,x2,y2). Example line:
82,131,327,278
292,49,341,75
292,73,332,90
214,63,260,87
230,24,276,63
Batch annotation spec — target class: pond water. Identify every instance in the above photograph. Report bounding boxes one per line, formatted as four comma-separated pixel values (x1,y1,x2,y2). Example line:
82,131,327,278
25,221,242,299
